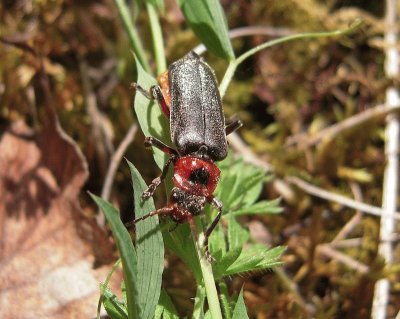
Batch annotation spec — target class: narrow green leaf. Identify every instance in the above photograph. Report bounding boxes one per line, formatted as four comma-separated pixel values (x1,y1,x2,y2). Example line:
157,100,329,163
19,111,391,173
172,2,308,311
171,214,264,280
162,224,202,281
133,56,171,170
128,161,164,319
177,0,234,59
114,0,149,71
101,284,128,319
121,281,127,304
227,213,249,250
231,199,283,216
214,245,284,278
225,246,285,276
90,194,140,319
155,290,179,319
213,247,242,279
98,259,123,319
144,0,164,11
216,158,268,211
231,289,249,319
217,166,239,208
208,222,226,256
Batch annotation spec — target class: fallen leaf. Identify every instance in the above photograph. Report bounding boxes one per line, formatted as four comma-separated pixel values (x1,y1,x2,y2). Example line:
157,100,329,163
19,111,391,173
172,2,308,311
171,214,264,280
0,69,118,318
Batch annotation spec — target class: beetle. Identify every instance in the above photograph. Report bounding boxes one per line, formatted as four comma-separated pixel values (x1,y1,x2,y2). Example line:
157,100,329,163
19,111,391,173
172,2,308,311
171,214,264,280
130,51,242,260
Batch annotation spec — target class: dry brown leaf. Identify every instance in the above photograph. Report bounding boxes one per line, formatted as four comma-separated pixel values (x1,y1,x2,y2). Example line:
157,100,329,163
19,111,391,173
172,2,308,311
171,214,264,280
0,119,119,319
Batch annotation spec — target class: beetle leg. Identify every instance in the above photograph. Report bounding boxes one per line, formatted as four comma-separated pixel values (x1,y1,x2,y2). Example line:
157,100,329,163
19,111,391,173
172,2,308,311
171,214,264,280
142,155,176,200
150,86,170,118
125,206,174,228
225,116,243,136
131,83,170,118
203,197,223,262
130,83,153,100
144,136,178,156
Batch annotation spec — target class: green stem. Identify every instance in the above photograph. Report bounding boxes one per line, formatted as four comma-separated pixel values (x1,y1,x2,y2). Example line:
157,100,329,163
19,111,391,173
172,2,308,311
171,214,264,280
237,19,363,66
219,19,363,98
193,285,206,319
146,2,167,74
219,281,232,319
219,60,236,98
114,0,150,72
194,219,223,319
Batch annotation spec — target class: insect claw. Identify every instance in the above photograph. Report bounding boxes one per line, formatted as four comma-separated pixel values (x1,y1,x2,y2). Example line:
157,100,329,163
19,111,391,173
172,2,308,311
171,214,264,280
141,191,151,200
205,248,215,263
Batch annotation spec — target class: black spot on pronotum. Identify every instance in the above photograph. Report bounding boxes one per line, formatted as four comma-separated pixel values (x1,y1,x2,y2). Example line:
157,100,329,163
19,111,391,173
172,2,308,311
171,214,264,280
189,167,210,185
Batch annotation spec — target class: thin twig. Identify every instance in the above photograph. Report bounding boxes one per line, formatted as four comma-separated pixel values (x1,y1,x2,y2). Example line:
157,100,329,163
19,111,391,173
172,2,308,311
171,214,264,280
230,131,400,220
286,176,400,220
79,59,115,174
274,267,314,315
194,26,294,55
317,244,369,274
372,0,400,317
97,123,138,227
330,238,363,248
227,133,273,171
286,103,399,148
331,182,364,243
101,123,138,201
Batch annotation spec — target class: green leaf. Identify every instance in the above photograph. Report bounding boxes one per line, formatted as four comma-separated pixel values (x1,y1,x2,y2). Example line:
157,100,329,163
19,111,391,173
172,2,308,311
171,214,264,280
216,158,268,212
231,199,283,216
213,247,242,279
155,290,179,319
98,259,123,319
227,213,249,250
231,289,249,319
101,284,128,319
225,245,285,277
192,286,206,319
114,0,149,71
144,0,164,11
177,0,234,60
121,281,127,304
162,224,202,281
133,56,171,170
214,245,284,278
128,161,164,319
208,222,226,257
90,194,140,319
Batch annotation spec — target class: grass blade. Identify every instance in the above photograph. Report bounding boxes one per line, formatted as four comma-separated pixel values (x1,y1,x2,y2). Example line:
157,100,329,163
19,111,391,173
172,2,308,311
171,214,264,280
177,0,234,59
127,161,164,319
90,194,140,319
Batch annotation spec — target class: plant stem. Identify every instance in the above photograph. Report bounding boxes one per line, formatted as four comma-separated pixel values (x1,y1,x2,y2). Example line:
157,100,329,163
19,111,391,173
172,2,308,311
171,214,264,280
114,0,150,71
236,19,362,66
219,19,363,99
372,0,400,317
146,2,167,74
219,281,232,319
194,219,223,319
219,60,236,98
